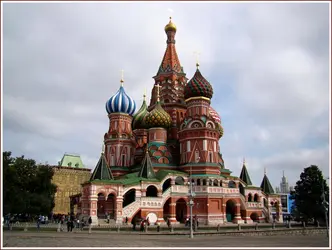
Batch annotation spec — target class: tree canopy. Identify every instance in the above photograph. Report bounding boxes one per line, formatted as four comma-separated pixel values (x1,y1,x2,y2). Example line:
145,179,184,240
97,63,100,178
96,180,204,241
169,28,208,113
3,151,57,216
291,165,329,223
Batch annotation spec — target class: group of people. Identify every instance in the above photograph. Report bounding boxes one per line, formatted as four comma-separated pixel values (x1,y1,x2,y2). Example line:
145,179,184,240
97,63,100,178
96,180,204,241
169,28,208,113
185,215,199,230
130,217,151,231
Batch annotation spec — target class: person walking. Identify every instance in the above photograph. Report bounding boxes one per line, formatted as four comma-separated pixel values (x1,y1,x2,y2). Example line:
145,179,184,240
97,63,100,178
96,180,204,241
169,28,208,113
88,217,92,234
131,217,136,231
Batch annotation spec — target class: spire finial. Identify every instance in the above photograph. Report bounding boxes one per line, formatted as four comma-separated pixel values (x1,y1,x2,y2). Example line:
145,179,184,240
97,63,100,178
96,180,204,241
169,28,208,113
243,157,246,165
102,142,105,154
143,88,146,101
155,84,161,102
283,170,285,177
120,69,124,86
194,51,200,69
264,167,266,175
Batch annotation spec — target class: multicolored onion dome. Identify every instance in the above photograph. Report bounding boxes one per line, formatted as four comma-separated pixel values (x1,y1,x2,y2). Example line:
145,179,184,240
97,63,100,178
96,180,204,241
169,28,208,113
209,106,221,124
132,98,149,130
106,86,136,115
184,68,213,100
144,102,172,129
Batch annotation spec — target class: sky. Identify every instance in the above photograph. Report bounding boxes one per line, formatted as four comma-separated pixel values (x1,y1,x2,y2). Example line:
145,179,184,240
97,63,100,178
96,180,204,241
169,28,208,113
2,1,330,189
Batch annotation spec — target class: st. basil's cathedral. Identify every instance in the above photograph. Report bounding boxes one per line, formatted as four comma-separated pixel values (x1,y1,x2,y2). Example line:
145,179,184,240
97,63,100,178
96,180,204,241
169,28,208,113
77,18,283,225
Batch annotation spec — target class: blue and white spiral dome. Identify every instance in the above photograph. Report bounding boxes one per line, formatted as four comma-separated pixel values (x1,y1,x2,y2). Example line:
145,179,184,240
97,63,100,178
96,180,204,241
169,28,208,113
106,85,136,116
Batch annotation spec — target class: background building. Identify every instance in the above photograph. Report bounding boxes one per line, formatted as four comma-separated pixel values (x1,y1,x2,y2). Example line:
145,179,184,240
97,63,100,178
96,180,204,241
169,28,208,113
52,153,91,214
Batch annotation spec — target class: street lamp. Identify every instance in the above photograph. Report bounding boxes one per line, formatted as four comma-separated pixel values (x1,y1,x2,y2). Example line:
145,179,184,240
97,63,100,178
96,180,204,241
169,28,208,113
321,177,329,238
188,157,199,239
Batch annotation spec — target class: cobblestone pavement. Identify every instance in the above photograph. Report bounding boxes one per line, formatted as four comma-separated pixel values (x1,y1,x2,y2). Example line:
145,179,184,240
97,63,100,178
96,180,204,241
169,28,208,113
3,231,329,248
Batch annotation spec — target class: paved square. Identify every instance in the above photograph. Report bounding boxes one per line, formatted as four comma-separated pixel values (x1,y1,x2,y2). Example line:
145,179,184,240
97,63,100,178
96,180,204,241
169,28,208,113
2,231,330,248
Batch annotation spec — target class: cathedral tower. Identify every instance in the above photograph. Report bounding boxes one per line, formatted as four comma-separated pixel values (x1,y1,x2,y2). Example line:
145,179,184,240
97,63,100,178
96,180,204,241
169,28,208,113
149,17,188,141
178,63,224,175
104,76,136,177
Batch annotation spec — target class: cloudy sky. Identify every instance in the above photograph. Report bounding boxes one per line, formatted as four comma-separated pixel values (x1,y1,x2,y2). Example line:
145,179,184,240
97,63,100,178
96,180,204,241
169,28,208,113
3,2,330,189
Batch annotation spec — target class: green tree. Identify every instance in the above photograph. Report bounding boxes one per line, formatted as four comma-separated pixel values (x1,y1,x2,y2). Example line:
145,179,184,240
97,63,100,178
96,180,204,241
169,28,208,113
3,151,57,217
292,165,329,224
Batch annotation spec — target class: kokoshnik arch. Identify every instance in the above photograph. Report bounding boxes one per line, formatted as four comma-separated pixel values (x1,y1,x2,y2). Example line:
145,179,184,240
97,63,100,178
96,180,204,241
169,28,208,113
78,18,283,225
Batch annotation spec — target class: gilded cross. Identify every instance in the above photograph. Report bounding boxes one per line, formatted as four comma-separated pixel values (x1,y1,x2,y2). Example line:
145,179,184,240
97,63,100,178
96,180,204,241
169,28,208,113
155,84,161,102
194,51,200,68
143,88,147,101
120,69,124,86
264,167,267,175
243,157,246,165
102,142,105,154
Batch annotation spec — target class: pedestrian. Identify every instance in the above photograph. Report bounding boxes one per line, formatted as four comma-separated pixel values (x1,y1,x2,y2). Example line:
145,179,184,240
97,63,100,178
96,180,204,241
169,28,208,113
167,217,171,229
36,217,41,231
132,217,136,231
67,219,71,232
88,216,92,234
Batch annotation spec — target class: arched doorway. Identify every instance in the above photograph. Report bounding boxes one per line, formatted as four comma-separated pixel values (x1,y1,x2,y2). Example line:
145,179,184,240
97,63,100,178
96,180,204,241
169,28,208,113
106,193,116,219
226,199,236,222
176,198,187,223
250,212,259,222
163,198,171,221
146,185,158,197
123,189,136,207
162,178,171,192
97,193,106,218
132,209,141,225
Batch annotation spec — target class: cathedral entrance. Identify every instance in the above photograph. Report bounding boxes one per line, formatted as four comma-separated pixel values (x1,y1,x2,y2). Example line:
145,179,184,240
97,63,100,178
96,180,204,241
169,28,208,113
123,188,136,207
226,199,236,222
106,193,115,219
163,198,171,221
176,198,187,223
97,193,106,218
250,212,259,222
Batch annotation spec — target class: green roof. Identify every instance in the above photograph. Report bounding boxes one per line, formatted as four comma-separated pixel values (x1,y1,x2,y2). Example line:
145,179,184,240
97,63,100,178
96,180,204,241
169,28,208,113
138,150,156,179
260,174,275,194
155,169,187,180
59,153,85,168
239,164,252,185
90,153,114,181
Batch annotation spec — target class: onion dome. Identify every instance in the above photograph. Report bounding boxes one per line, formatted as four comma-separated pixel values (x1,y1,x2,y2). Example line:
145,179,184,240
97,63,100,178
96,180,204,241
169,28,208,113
144,84,172,129
145,102,172,129
209,106,221,124
165,17,177,33
105,78,136,116
184,64,213,100
132,93,149,130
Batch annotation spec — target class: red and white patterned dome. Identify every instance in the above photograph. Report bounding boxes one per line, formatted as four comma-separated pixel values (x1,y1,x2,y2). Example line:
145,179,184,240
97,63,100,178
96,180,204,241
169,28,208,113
209,106,221,124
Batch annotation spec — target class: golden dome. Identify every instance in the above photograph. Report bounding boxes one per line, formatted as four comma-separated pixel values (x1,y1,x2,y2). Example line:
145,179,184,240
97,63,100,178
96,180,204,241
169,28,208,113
165,17,177,33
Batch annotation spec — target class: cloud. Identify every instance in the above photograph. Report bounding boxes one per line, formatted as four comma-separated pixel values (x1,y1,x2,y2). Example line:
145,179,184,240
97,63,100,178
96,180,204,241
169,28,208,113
3,2,330,188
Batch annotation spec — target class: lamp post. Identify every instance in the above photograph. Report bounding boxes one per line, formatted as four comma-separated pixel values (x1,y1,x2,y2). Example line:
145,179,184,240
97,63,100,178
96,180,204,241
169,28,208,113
322,177,329,238
188,157,199,239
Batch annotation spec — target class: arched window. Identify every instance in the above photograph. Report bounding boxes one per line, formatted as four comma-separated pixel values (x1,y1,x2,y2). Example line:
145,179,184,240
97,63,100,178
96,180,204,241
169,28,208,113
254,194,259,202
146,186,158,197
248,193,253,202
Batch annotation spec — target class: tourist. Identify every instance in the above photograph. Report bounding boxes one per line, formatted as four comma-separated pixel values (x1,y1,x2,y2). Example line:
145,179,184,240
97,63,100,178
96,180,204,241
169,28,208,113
132,217,136,231
67,219,71,232
36,217,41,231
88,217,92,233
